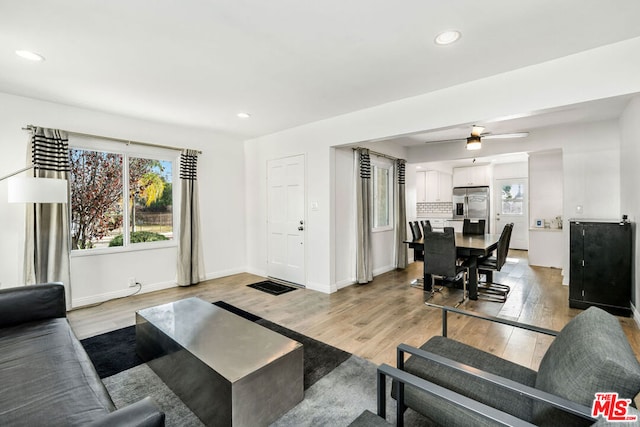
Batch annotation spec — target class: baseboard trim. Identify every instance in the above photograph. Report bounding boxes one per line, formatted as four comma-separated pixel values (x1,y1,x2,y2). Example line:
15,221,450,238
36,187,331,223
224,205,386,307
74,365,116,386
71,280,176,308
72,267,248,309
335,278,356,290
204,267,247,281
373,264,396,277
306,281,332,294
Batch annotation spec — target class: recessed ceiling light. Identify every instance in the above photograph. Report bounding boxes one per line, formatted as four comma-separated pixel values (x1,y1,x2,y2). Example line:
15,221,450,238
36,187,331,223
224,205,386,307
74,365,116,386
237,112,251,119
434,30,461,45
15,50,45,61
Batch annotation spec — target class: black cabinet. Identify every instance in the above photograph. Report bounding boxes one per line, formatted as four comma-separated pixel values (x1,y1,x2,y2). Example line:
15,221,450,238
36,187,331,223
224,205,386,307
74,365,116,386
569,220,632,316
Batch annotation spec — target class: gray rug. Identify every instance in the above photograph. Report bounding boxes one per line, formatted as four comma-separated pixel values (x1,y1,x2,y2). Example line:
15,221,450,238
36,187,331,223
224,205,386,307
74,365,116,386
104,355,431,426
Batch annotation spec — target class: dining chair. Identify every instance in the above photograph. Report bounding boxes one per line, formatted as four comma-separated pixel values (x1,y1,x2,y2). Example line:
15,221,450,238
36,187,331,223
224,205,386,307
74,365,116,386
462,218,485,235
420,220,432,235
423,227,469,306
409,221,423,262
477,223,513,302
408,221,425,288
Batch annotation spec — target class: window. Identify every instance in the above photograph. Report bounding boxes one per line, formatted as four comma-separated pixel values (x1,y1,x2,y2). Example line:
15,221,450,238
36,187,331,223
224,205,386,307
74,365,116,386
372,161,393,231
501,183,524,215
70,146,176,251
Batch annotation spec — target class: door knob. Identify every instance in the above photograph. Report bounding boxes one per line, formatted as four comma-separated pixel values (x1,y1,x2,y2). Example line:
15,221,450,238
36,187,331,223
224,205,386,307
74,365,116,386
299,220,304,225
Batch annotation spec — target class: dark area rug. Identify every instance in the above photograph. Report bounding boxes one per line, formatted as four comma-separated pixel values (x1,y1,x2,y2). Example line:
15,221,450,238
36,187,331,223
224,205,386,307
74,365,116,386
81,325,139,379
80,301,350,389
247,280,297,295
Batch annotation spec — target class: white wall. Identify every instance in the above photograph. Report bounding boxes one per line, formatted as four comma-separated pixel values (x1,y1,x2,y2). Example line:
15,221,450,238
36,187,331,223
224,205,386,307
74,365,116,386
493,162,528,180
245,38,640,293
334,147,355,288
0,93,246,307
528,150,564,268
529,151,563,224
620,95,640,310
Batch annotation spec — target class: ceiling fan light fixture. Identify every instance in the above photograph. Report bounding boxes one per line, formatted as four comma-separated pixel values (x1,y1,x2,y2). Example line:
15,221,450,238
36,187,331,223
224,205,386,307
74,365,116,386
434,30,461,45
471,125,485,136
466,135,482,150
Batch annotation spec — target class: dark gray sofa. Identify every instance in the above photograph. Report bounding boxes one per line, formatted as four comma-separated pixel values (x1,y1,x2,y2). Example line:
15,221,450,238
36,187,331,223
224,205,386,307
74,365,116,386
381,304,640,426
0,283,165,426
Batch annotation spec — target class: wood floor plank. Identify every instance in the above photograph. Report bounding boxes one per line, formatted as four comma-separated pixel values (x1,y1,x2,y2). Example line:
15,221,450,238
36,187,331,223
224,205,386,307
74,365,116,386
67,250,640,369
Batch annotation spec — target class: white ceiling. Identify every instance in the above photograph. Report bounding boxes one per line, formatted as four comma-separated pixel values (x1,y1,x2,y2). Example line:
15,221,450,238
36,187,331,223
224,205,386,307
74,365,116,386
2,1,640,140
385,94,636,147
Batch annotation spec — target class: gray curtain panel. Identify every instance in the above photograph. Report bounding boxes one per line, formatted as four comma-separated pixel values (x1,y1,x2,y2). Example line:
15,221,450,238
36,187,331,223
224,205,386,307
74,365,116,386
177,149,205,286
24,127,72,309
395,159,408,269
355,148,373,284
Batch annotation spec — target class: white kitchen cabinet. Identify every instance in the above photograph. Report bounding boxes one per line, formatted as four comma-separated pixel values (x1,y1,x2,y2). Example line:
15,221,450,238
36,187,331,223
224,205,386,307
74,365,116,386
453,165,490,187
424,171,452,202
416,171,426,202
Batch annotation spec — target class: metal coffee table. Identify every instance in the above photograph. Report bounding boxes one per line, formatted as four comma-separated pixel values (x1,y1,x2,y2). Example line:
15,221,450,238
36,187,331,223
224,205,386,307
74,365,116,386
136,297,303,426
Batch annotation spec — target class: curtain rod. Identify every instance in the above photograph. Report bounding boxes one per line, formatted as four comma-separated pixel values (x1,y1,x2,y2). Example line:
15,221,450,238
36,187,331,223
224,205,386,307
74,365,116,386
22,125,202,155
352,147,405,162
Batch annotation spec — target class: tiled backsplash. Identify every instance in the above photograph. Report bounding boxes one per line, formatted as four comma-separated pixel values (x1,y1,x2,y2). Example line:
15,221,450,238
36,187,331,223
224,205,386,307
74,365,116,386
417,202,452,216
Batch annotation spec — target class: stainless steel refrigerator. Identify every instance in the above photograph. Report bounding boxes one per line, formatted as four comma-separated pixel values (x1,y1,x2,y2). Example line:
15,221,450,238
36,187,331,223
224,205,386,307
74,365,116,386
452,187,490,231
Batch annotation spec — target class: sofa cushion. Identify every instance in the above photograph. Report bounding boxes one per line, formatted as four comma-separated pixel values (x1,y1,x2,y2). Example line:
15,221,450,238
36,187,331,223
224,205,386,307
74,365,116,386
534,307,640,427
0,318,114,426
399,335,537,423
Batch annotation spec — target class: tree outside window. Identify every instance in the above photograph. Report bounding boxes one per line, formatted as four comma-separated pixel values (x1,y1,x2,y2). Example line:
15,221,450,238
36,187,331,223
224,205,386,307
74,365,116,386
70,148,174,250
501,184,524,215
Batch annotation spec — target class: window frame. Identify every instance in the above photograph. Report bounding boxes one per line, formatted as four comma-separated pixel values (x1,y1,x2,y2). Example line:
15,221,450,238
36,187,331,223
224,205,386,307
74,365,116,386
371,158,394,233
69,139,179,257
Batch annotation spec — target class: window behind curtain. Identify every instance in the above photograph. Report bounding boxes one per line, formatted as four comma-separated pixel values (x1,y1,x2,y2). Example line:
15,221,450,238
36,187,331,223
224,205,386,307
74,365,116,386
70,148,174,250
372,161,393,231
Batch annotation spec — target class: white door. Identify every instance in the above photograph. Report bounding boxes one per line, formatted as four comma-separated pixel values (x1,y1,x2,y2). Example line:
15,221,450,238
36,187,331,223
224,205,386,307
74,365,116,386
267,155,306,285
494,178,529,250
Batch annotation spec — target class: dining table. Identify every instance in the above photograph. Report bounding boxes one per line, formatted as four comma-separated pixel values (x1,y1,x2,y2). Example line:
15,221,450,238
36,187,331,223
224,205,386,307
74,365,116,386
404,232,501,300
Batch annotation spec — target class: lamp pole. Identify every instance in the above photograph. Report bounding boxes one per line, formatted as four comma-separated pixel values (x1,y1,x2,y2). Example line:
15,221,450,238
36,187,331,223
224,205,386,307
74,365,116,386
0,165,34,182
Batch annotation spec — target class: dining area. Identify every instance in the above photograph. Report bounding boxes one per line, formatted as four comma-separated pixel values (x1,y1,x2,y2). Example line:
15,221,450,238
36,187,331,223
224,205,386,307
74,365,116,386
404,219,514,304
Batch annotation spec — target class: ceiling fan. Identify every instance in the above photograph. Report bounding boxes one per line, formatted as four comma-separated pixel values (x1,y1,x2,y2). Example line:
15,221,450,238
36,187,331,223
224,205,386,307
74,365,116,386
425,125,529,150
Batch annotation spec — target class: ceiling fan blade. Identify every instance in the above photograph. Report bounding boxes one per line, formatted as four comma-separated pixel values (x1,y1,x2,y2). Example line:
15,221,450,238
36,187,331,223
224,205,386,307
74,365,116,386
424,138,466,144
481,132,529,140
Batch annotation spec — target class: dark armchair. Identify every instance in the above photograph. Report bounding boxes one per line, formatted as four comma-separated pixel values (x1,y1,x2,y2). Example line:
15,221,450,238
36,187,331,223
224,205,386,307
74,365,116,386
384,304,640,426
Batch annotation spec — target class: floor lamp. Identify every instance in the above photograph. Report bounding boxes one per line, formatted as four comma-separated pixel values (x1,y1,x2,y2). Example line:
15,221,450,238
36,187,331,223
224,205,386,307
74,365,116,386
1,166,68,203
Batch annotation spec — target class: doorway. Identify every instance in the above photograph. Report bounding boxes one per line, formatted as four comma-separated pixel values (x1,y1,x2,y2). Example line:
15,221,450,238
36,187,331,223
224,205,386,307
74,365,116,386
494,178,529,250
267,154,306,285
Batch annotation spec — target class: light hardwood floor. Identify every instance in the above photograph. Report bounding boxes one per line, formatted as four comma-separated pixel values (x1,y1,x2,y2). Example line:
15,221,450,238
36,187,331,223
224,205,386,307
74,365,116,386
68,250,640,370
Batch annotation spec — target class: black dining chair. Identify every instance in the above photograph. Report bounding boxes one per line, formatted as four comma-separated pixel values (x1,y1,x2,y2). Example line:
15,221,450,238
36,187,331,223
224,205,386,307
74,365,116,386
477,223,513,302
420,220,432,235
408,221,425,288
409,221,423,262
462,218,486,235
423,227,469,306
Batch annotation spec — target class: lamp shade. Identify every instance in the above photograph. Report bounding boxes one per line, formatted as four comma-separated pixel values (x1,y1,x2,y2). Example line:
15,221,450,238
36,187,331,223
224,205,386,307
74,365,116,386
7,177,68,203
